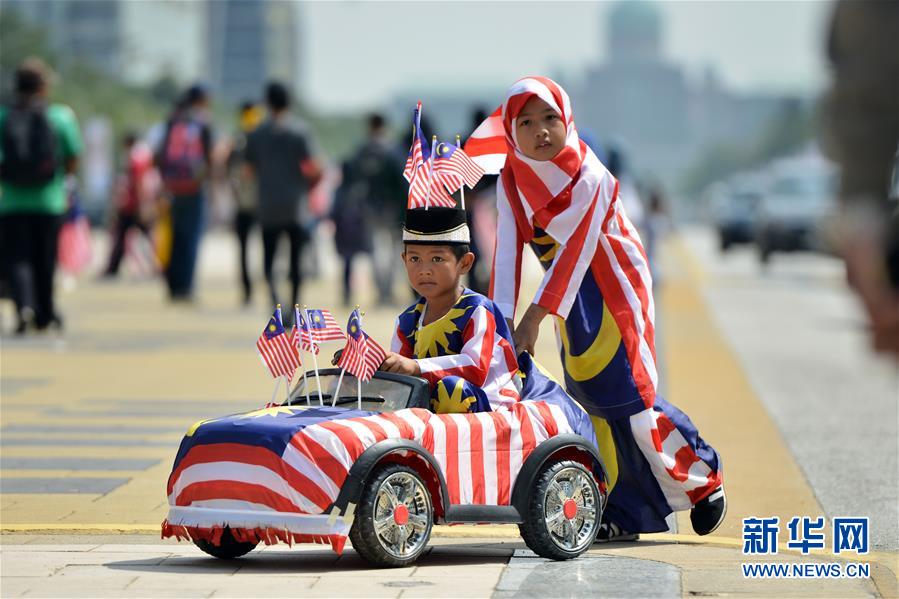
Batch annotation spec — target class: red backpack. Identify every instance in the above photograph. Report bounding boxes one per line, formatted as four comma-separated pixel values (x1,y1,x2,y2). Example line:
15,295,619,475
159,118,206,195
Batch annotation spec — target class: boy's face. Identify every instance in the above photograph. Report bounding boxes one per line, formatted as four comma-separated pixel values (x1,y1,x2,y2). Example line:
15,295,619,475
515,96,567,161
403,245,474,300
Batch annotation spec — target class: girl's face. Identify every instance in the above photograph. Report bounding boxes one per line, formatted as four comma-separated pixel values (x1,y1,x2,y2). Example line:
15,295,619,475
515,96,566,161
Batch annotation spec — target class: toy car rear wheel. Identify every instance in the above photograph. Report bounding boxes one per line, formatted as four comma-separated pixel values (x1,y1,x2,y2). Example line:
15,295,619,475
519,459,601,560
193,527,257,559
349,463,433,567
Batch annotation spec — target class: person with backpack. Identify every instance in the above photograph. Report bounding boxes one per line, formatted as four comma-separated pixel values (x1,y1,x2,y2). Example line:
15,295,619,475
155,84,213,302
0,57,82,334
244,81,323,310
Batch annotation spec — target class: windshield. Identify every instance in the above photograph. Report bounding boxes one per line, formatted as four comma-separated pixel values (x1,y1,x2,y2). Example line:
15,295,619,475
287,372,417,413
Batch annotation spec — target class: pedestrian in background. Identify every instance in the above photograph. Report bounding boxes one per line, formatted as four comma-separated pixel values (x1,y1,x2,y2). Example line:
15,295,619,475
822,0,899,357
331,159,374,306
245,81,323,310
347,113,406,306
226,101,264,306
103,131,156,278
0,57,82,334
155,84,213,302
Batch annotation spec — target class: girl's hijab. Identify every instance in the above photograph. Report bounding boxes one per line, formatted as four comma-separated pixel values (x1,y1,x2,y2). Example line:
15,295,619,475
466,76,610,241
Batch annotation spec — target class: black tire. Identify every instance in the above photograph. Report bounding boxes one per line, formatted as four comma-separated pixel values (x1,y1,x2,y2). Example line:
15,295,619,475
193,527,257,559
349,463,433,567
519,459,601,561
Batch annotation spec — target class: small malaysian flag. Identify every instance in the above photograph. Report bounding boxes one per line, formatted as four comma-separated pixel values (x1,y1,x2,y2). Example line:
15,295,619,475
337,309,387,382
403,102,425,183
433,141,485,189
257,306,300,380
300,308,345,345
293,307,319,355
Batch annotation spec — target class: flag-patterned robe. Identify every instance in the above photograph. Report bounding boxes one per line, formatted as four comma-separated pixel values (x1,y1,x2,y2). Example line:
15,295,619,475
468,76,723,533
390,289,520,413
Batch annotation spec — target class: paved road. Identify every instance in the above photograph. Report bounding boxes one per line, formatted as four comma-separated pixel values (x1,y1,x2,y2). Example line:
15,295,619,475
1,227,896,597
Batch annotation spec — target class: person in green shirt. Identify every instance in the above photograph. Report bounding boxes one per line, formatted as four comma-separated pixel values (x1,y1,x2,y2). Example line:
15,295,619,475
0,57,82,334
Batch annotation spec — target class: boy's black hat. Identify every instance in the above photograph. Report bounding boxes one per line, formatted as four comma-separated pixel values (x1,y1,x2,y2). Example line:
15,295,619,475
402,206,470,245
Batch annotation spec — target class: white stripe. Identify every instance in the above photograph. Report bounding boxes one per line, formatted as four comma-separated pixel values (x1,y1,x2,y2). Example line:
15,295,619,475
331,418,378,449
429,413,448,484
393,409,429,440
478,412,499,505
171,462,319,514
186,499,275,512
448,414,473,504
281,442,341,499
300,425,355,472
515,150,571,197
501,410,523,496
598,223,659,393
494,181,522,318
371,414,402,440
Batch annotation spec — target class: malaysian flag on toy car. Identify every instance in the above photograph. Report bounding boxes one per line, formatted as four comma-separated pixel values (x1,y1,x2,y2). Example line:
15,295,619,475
337,309,386,382
256,306,299,380
162,354,598,553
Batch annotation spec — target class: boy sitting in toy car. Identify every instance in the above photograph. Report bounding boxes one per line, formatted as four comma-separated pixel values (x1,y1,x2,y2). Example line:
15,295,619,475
379,206,521,413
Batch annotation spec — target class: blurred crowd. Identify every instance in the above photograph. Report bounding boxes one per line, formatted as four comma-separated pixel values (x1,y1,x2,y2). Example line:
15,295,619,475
1,0,896,359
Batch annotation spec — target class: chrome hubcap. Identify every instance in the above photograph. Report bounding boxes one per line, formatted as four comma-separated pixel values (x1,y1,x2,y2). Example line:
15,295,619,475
543,467,599,552
373,472,432,558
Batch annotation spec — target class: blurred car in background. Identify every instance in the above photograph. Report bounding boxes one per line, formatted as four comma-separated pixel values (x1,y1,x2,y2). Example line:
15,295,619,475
711,174,764,252
753,152,839,265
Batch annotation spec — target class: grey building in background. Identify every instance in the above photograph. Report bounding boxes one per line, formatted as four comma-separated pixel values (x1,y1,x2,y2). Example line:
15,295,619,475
5,0,122,77
576,1,793,185
208,0,298,104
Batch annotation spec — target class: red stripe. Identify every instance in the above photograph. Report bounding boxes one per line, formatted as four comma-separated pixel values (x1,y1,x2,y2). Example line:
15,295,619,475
464,135,505,157
535,187,599,314
441,415,460,504
378,412,415,440
609,208,656,358
469,415,485,504
352,416,388,444
655,413,676,444
169,443,333,511
176,480,303,513
289,433,350,489
533,402,558,438
590,257,655,408
517,405,538,462
489,412,511,505
317,420,366,462
686,471,723,504
666,445,701,483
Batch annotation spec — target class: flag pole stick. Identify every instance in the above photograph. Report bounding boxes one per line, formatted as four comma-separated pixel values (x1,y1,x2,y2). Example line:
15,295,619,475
456,135,465,210
357,376,362,412
284,375,291,402
424,135,437,211
304,305,325,406
270,376,282,405
332,367,346,407
296,305,310,405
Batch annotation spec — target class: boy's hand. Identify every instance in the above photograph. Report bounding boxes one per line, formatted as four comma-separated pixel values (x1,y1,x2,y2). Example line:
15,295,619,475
380,352,421,376
331,349,343,366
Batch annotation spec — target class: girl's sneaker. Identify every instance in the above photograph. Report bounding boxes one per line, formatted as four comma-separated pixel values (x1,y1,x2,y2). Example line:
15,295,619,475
594,520,639,543
690,486,727,535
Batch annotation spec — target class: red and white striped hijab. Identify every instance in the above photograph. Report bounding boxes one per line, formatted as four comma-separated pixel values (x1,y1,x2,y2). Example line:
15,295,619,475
464,76,603,241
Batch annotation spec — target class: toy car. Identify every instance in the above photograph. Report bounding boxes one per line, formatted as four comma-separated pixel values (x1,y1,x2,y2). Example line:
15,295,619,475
163,357,607,567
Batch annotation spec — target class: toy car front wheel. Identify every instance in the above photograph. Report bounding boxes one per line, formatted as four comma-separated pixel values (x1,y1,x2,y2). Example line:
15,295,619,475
193,527,258,559
349,463,433,567
519,459,601,560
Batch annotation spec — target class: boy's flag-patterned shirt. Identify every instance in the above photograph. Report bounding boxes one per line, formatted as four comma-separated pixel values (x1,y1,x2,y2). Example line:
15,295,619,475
390,290,520,412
